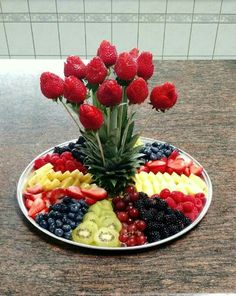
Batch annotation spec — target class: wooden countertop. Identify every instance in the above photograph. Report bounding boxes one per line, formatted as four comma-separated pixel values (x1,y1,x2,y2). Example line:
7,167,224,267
0,60,235,295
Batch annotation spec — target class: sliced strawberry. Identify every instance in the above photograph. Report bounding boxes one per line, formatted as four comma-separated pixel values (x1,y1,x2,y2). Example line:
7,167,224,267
146,160,167,174
183,166,191,177
66,186,84,200
184,157,193,167
42,196,51,208
137,165,150,173
26,184,44,194
175,155,185,161
81,187,108,200
166,167,174,175
23,192,43,201
28,198,46,218
189,164,203,176
50,188,67,204
167,158,186,175
84,196,97,205
25,199,33,210
168,149,179,160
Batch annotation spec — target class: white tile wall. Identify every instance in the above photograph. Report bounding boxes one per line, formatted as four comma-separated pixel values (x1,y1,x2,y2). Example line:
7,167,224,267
113,23,138,52
214,24,236,56
32,23,60,55
59,23,85,55
189,24,218,56
164,23,191,57
0,0,235,60
139,23,164,56
86,23,111,55
0,23,8,55
5,23,34,55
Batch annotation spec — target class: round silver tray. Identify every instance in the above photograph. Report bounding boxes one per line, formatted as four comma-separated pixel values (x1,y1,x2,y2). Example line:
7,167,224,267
17,137,212,251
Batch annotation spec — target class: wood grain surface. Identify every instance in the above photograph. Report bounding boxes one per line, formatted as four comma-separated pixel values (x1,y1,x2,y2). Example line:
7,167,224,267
0,60,235,295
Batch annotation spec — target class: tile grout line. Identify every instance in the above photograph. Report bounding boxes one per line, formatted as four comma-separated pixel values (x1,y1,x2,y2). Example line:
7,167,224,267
187,0,196,60
137,0,140,48
161,0,168,60
0,0,10,58
83,0,87,59
55,0,62,59
212,0,224,60
27,0,36,58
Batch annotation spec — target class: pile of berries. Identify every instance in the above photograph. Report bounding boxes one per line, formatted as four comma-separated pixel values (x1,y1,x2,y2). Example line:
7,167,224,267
35,197,88,240
134,192,192,243
112,186,147,246
159,189,206,221
54,136,86,163
34,151,87,174
139,142,176,161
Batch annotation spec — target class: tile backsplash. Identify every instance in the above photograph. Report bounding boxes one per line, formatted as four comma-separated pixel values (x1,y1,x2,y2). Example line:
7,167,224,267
0,0,235,60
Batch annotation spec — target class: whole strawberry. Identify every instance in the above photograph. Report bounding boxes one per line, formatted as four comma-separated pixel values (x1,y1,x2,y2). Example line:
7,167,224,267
126,78,149,104
137,52,154,80
64,76,87,104
114,52,137,81
150,82,178,111
129,48,139,59
79,104,104,130
97,79,122,107
97,40,117,67
85,57,108,85
40,72,64,99
64,56,86,79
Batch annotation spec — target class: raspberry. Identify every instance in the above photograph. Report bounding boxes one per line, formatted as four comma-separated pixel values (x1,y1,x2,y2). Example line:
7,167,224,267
171,191,184,203
126,78,149,104
85,57,107,85
64,76,87,104
50,155,60,165
97,40,117,67
182,195,195,203
97,79,122,107
55,164,65,172
195,193,205,200
114,52,137,81
79,104,104,131
61,151,73,160
44,154,52,162
175,203,183,212
65,160,77,171
150,82,178,111
182,202,194,213
129,48,139,59
40,72,64,99
194,198,203,211
184,212,195,221
64,56,86,79
159,189,171,199
165,197,177,209
34,158,46,169
137,51,154,80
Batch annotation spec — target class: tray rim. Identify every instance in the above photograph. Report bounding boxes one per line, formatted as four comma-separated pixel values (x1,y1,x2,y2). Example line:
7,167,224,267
17,137,213,251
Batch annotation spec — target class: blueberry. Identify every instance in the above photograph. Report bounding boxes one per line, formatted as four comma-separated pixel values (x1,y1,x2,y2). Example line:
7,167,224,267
54,228,64,237
55,219,63,228
72,149,81,159
63,231,72,240
52,204,62,211
74,214,83,222
69,204,79,213
150,153,158,160
48,210,56,218
54,211,62,219
156,152,163,160
145,143,151,147
144,148,151,156
69,220,76,229
68,142,75,149
63,196,72,204
62,224,72,232
151,147,159,153
62,215,68,223
68,212,75,220
49,223,56,233
79,200,88,207
35,214,44,223
165,149,172,156
152,141,160,147
39,220,48,229
47,217,55,225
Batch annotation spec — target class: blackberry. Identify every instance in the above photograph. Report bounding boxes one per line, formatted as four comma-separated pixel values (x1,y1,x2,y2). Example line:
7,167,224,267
164,214,177,224
159,226,170,239
145,221,160,232
174,210,192,226
167,225,180,236
147,231,161,243
155,211,165,222
154,198,168,211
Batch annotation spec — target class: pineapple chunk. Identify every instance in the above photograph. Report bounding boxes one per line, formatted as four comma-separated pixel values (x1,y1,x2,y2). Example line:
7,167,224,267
42,178,61,191
60,171,71,180
80,182,91,189
61,177,75,188
53,171,64,180
72,177,81,186
70,169,83,179
166,180,177,192
80,173,93,184
36,163,53,175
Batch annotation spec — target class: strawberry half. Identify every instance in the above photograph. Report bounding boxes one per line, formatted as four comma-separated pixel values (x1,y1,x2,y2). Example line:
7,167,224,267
23,192,43,201
49,188,67,204
84,197,97,205
25,198,33,210
26,184,44,194
137,165,150,173
81,187,107,200
28,198,46,218
66,186,84,200
168,150,179,160
167,158,186,175
146,159,167,174
189,164,203,176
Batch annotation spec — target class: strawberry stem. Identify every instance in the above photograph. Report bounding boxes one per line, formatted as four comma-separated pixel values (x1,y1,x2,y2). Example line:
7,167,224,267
95,132,105,166
61,100,81,130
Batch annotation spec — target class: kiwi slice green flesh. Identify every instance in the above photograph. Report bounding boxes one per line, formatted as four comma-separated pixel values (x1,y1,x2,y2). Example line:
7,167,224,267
72,221,98,245
94,227,120,247
88,203,101,216
99,199,113,210
83,212,100,225
99,216,122,232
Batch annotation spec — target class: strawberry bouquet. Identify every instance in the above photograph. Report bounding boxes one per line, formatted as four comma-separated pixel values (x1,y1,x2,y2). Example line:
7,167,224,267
40,40,178,195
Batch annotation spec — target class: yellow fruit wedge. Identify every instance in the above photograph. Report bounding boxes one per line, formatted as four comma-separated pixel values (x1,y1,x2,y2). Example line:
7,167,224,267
72,177,81,186
27,174,38,188
80,182,91,189
53,171,63,180
166,180,177,192
138,172,149,183
135,180,143,192
60,171,71,180
189,174,207,190
70,169,84,179
175,183,188,194
180,174,191,184
142,182,154,197
171,172,181,184
185,183,203,195
46,169,56,181
60,177,75,188
151,179,161,194
163,172,172,182
42,178,61,191
155,172,164,183
36,163,53,175
80,173,93,184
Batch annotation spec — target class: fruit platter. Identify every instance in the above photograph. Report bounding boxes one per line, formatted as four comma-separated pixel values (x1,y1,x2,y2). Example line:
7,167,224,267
17,41,212,250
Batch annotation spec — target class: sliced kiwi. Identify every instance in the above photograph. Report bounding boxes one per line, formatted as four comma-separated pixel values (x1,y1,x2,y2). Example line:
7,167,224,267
72,221,98,245
83,212,100,225
99,216,122,232
94,227,120,247
99,199,113,211
88,203,102,216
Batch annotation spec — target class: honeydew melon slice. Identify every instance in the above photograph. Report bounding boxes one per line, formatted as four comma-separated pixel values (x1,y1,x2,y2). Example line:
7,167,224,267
171,172,181,184
163,172,172,182
189,173,207,190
